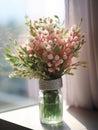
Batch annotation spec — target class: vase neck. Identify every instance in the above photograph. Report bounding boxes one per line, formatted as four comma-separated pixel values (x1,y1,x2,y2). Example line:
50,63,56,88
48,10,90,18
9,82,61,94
39,78,62,90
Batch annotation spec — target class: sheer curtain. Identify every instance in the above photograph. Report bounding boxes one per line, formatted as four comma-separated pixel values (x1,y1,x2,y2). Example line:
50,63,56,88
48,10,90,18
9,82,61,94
64,0,98,109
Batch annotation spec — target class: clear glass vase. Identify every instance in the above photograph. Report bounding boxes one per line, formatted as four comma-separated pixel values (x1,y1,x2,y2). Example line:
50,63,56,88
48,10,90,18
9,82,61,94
39,78,63,124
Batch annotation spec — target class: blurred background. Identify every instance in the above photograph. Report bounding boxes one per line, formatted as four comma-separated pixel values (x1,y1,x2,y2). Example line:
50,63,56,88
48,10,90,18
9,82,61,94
0,0,65,112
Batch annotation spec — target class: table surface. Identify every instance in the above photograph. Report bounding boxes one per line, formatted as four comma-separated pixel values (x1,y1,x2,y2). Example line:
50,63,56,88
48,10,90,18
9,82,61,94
0,104,98,130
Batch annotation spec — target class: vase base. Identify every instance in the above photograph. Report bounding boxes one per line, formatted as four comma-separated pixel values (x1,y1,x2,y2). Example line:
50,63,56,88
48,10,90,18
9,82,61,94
40,119,63,125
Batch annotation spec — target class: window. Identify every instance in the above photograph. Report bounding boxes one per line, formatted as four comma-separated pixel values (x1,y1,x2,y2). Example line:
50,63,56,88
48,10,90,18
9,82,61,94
0,0,65,112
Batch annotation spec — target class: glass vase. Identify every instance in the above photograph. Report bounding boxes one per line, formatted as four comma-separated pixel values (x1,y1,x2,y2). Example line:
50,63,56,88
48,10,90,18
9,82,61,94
39,78,63,124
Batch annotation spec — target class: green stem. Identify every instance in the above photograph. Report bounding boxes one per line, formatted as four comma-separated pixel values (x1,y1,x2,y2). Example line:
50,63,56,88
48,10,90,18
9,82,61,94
40,90,63,122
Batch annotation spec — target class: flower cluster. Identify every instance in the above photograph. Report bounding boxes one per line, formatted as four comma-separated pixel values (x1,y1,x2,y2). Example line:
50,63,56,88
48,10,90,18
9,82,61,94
4,16,86,80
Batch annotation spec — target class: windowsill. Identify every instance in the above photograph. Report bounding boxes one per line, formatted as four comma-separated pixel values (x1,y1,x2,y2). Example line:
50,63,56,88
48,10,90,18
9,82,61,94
0,92,38,113
0,104,98,130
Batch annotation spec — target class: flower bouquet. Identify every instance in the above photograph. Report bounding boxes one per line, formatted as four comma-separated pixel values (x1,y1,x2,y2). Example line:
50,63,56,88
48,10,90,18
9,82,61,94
4,15,86,124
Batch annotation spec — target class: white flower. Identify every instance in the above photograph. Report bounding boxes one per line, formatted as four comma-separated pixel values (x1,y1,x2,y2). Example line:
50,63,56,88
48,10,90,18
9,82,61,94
29,54,32,57
47,54,53,60
59,59,64,64
47,62,52,67
56,67,60,71
43,41,47,44
43,29,48,35
48,40,52,44
54,38,57,42
71,24,77,31
74,44,79,49
46,45,51,51
55,55,59,60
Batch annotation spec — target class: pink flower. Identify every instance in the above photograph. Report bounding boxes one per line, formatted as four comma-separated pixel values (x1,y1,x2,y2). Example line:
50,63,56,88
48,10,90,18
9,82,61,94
66,48,71,54
66,55,72,66
54,61,59,67
48,68,54,73
59,49,64,56
56,37,62,44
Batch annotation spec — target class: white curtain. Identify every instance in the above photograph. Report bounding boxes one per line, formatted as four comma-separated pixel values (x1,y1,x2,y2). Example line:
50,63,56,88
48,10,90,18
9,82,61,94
64,0,98,109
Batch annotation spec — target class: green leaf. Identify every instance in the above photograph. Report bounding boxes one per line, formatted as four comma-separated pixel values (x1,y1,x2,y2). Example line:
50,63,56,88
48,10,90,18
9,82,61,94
54,45,59,55
54,15,59,20
78,18,83,27
13,40,17,46
63,29,68,35
4,44,11,53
